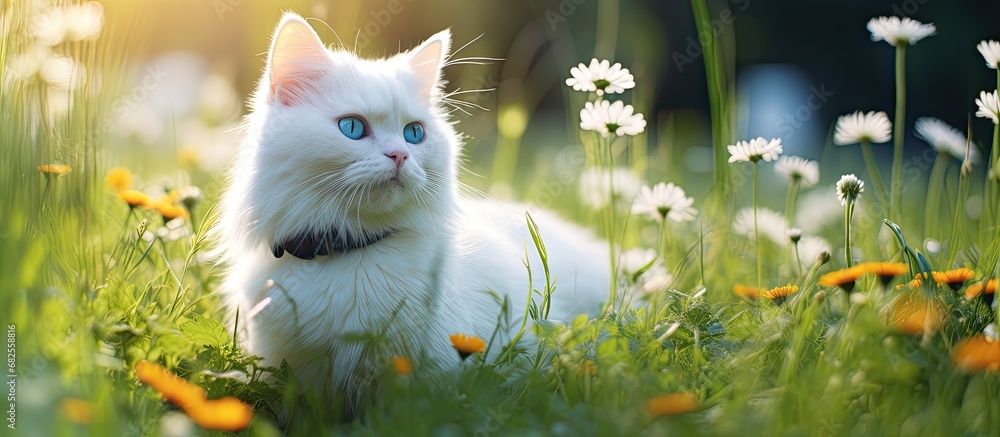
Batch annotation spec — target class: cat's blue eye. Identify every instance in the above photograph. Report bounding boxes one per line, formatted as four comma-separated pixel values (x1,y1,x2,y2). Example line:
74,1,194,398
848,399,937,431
338,116,366,140
403,122,424,144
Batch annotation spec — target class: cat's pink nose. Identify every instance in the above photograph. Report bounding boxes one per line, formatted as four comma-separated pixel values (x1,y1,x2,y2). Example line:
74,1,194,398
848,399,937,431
385,151,408,169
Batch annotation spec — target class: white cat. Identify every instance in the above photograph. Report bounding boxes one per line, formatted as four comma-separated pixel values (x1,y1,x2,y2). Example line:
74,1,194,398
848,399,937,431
214,12,609,412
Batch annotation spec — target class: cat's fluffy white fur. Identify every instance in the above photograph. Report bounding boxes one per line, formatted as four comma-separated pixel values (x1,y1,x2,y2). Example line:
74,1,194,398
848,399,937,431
215,12,608,408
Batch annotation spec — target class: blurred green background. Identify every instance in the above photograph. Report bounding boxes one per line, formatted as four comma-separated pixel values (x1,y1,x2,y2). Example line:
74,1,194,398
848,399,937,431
83,0,1000,212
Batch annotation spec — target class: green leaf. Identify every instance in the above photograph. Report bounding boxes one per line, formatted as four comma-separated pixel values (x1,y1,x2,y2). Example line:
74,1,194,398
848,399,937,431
180,314,230,348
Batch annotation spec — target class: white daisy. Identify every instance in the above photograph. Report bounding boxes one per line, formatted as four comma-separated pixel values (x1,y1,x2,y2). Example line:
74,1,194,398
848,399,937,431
786,228,803,243
774,156,820,187
836,174,865,206
914,117,977,163
39,55,86,91
727,137,783,163
29,2,104,46
977,40,1000,69
867,16,936,47
631,182,697,223
63,2,104,41
636,265,675,296
176,186,203,207
732,207,788,244
618,248,657,278
834,111,892,145
795,188,845,233
976,90,1000,125
580,100,646,137
566,59,635,96
5,44,52,80
796,236,831,265
578,167,643,210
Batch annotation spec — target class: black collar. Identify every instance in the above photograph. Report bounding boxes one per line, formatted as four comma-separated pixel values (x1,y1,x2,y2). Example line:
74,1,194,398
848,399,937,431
271,229,390,260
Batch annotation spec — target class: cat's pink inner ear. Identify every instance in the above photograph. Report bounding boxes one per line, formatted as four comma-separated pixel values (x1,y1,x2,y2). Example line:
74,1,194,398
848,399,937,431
267,15,328,106
408,29,451,104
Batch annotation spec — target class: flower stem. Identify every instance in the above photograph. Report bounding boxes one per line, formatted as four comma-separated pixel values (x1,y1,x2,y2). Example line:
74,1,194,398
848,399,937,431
658,219,669,260
947,170,969,268
691,0,731,196
860,140,890,219
990,123,1000,233
845,202,854,268
923,153,949,239
602,136,618,308
753,162,762,291
793,242,803,279
890,46,907,222
784,178,799,225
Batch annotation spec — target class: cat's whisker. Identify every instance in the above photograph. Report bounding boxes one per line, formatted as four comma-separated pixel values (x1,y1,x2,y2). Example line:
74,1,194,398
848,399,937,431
445,34,485,62
442,60,496,67
441,103,474,117
443,88,496,97
442,100,487,113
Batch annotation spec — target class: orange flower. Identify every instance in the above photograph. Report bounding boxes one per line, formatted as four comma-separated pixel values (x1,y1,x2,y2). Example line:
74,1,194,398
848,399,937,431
932,268,976,291
763,284,798,306
645,392,700,416
135,360,253,431
59,398,92,424
153,200,189,221
732,284,760,300
135,360,206,408
449,333,486,360
887,296,943,335
105,167,133,192
818,267,864,293
390,356,412,375
118,190,151,208
895,277,923,291
951,335,1000,372
966,279,997,307
37,164,72,175
857,262,908,286
183,396,254,432
166,190,181,204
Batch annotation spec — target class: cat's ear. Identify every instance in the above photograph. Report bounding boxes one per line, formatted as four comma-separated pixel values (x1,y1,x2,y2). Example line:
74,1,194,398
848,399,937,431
408,29,451,104
266,13,328,106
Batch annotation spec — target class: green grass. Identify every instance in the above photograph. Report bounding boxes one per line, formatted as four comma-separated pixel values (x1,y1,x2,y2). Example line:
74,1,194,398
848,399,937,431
4,2,1000,436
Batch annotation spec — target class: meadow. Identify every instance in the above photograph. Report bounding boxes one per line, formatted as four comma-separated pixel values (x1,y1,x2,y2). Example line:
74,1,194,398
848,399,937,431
3,1,1000,436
